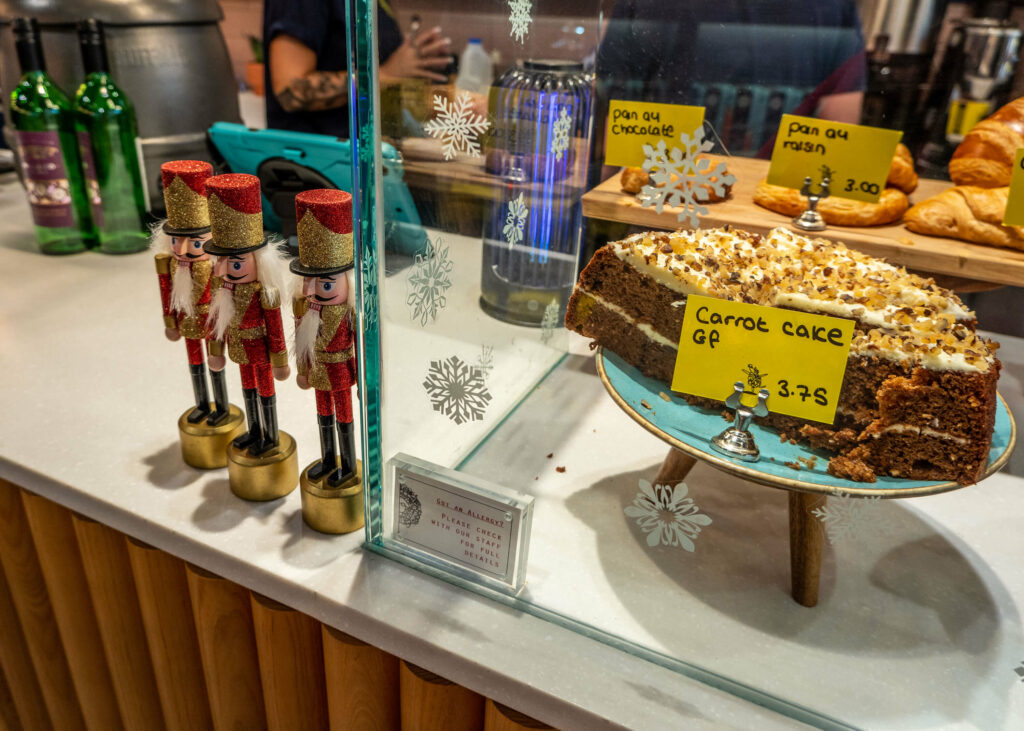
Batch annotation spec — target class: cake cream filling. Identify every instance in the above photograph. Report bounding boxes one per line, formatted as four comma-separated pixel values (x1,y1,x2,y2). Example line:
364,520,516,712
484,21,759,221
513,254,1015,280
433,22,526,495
578,290,678,349
870,423,969,445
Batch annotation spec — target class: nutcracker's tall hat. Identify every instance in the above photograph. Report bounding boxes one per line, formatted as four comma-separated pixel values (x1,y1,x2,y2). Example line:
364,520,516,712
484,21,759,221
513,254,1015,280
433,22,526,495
289,189,354,276
203,173,267,255
161,160,213,236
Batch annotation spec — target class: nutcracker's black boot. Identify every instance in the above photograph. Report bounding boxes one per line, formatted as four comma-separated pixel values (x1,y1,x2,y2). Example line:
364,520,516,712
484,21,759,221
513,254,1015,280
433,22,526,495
329,420,356,486
251,395,279,456
307,414,338,482
187,364,211,424
232,388,261,450
206,368,230,426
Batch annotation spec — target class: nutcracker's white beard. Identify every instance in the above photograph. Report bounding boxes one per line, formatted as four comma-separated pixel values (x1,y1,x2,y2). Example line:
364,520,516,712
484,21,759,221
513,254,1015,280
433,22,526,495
208,286,235,341
170,264,195,319
295,307,321,369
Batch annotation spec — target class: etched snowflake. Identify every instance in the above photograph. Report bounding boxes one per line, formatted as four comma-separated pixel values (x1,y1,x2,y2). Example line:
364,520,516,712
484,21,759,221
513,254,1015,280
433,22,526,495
423,355,492,425
360,248,378,329
637,126,736,229
476,345,494,381
423,92,490,161
551,107,571,162
502,192,529,249
540,299,560,343
358,121,375,165
812,493,892,546
625,480,712,551
398,482,422,527
508,0,532,43
407,237,453,326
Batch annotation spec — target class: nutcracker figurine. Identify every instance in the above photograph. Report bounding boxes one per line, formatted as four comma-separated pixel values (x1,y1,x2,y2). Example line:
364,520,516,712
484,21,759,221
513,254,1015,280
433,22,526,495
204,173,298,500
291,189,364,534
152,160,244,468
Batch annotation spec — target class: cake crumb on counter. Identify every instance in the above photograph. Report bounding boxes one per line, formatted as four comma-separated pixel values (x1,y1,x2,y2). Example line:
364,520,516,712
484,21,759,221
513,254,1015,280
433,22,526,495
556,466,566,473
658,391,671,402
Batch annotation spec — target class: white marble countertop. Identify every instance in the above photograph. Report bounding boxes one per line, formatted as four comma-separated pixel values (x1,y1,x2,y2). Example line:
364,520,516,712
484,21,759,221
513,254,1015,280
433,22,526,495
0,177,809,730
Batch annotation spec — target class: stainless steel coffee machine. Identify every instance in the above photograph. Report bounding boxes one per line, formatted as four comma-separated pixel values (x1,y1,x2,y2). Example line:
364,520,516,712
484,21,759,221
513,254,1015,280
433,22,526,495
945,17,1022,142
0,0,241,214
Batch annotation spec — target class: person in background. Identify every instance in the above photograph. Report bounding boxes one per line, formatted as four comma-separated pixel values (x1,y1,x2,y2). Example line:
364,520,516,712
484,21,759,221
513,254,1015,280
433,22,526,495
597,0,866,156
263,0,452,137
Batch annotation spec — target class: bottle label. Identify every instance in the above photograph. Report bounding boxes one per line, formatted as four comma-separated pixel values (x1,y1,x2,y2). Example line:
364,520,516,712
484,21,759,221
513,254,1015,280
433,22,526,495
15,130,76,228
77,131,104,227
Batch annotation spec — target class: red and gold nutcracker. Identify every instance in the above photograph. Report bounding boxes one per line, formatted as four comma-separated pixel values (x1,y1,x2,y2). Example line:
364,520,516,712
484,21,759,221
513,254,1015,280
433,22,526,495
205,173,298,500
291,190,364,534
152,160,244,468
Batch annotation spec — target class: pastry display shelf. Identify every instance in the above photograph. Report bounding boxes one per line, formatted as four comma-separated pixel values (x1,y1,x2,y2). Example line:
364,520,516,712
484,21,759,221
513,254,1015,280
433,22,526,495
595,347,1017,607
581,155,1024,288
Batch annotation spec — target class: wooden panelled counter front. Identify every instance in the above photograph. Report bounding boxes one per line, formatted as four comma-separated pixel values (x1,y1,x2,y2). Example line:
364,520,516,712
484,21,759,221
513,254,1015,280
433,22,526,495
0,478,552,731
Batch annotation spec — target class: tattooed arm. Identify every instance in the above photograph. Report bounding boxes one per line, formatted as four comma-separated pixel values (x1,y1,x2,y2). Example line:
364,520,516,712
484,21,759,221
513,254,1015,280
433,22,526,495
269,34,348,113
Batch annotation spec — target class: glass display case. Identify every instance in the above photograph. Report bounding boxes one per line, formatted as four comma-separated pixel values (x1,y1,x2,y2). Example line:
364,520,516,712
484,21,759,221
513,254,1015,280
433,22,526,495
347,1,1024,727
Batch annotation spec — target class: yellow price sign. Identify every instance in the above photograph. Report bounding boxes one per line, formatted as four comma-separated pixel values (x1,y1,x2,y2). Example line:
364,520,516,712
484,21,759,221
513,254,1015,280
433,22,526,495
604,100,704,168
671,295,854,424
946,99,990,139
767,114,901,204
1003,149,1024,226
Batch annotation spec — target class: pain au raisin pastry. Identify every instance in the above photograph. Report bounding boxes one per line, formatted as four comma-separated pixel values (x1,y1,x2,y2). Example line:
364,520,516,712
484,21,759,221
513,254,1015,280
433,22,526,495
753,182,909,226
753,143,917,226
566,226,999,484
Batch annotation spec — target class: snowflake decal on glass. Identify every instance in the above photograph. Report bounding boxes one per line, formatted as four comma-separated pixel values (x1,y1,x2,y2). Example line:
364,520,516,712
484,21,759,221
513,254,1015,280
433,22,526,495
540,299,560,343
423,91,490,161
551,107,572,162
398,482,423,527
812,493,892,546
508,0,532,43
358,121,375,165
625,480,712,551
476,345,494,381
407,237,453,326
423,355,492,425
360,248,378,329
502,192,529,249
637,126,736,229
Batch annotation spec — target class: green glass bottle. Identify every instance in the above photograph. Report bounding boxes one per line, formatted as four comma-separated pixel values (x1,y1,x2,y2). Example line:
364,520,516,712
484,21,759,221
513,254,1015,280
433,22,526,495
9,17,95,254
74,18,149,254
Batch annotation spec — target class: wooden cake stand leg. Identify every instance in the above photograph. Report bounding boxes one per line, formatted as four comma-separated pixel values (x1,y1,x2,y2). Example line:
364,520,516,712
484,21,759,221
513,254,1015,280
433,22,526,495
788,492,826,607
654,448,697,487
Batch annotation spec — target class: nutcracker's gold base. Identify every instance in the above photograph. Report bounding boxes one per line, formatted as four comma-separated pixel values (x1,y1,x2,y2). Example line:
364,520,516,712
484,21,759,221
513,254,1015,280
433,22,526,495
300,461,364,534
178,405,245,469
227,431,299,501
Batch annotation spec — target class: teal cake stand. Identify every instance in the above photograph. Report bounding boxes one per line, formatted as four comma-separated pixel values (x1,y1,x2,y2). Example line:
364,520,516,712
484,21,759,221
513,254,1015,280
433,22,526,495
597,348,1016,606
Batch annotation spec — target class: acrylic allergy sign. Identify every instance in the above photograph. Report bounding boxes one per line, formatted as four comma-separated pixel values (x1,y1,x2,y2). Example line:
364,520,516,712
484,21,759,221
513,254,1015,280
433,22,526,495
767,114,901,204
390,455,532,593
604,100,704,168
671,295,854,424
1002,149,1024,226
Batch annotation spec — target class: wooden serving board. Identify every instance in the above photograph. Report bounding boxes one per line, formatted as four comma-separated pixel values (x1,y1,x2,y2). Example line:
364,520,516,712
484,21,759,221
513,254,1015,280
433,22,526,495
581,155,1024,287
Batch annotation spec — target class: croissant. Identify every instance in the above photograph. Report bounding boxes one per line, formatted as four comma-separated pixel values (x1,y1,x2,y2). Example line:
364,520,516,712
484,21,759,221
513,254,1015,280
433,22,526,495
949,97,1024,187
904,185,1024,250
887,143,918,193
753,180,908,226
